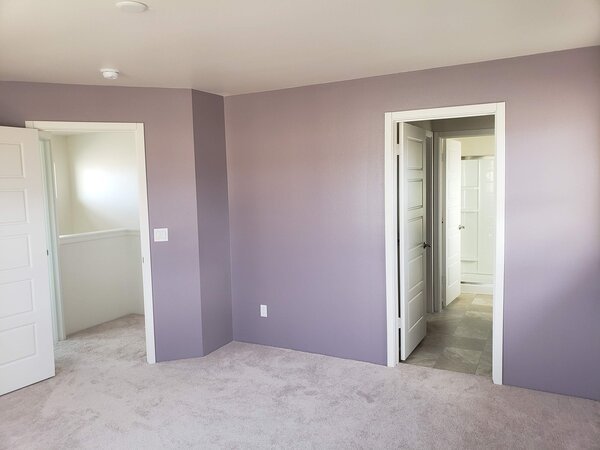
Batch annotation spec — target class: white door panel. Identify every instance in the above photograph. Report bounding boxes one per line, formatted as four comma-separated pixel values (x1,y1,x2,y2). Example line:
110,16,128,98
445,139,461,305
400,124,428,360
0,126,54,396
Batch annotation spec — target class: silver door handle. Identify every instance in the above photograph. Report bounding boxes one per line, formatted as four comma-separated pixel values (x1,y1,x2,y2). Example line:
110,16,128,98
458,225,465,230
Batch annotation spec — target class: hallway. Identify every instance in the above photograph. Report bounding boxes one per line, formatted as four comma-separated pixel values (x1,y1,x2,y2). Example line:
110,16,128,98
405,293,493,376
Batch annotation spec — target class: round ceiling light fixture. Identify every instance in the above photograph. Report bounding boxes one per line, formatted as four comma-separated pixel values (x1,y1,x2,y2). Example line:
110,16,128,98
100,68,120,80
115,1,148,13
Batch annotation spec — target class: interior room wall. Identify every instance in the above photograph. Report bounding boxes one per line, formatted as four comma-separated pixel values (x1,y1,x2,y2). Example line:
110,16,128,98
412,117,495,133
0,83,208,362
60,229,144,335
50,135,74,234
63,132,139,233
224,46,600,400
192,90,234,355
457,135,495,157
432,116,495,132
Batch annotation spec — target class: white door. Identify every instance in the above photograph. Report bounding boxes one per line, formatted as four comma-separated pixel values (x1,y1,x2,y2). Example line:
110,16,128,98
0,126,55,396
445,139,462,305
399,123,428,360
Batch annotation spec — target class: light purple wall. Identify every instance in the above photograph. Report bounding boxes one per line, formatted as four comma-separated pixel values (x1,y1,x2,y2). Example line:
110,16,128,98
192,90,233,354
224,47,600,400
0,82,205,362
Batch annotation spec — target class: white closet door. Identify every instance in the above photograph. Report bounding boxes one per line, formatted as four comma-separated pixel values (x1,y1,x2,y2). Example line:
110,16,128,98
399,123,427,360
0,126,55,396
445,139,462,305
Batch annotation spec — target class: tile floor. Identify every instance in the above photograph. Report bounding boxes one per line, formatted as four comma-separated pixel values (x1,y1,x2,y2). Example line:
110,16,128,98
405,293,493,376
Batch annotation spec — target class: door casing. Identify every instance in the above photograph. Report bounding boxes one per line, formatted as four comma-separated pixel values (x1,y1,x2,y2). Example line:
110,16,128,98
384,103,505,385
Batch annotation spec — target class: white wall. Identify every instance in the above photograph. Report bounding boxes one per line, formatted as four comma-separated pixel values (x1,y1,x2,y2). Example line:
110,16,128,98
50,135,74,234
52,132,139,235
59,230,144,335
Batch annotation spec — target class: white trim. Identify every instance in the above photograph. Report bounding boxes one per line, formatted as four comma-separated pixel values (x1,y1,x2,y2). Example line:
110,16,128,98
25,121,157,364
59,228,140,245
433,136,444,313
134,123,157,364
39,138,66,342
384,103,505,385
390,103,498,122
425,130,434,314
384,113,399,367
27,121,138,133
492,103,505,385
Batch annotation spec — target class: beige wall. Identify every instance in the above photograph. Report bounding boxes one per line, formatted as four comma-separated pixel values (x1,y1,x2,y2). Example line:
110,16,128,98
60,230,144,335
50,135,73,234
52,132,139,235
456,135,495,157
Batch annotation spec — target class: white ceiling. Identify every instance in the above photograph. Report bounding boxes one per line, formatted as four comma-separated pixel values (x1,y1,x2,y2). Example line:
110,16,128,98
1,0,598,96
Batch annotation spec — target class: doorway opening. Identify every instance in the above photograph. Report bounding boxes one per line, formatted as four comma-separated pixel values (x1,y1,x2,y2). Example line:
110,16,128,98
25,121,156,364
384,104,505,384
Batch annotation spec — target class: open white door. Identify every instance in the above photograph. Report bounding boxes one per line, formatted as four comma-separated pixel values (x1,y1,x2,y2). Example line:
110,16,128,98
445,139,462,305
399,123,428,360
0,126,55,396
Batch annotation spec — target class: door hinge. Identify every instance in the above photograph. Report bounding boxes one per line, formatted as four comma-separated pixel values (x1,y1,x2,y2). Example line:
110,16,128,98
46,249,49,256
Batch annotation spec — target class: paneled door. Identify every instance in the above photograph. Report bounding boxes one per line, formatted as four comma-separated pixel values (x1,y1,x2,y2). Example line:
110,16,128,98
399,123,428,360
445,139,462,305
0,126,54,396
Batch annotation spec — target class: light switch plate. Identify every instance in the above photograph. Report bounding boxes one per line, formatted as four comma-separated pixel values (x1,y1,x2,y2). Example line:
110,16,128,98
260,304,268,318
153,228,169,242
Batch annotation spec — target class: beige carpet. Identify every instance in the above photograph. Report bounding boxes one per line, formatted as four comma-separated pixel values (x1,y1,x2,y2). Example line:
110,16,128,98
1,315,598,449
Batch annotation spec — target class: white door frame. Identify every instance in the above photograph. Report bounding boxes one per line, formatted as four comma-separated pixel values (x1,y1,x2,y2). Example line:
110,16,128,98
38,133,66,342
25,121,156,364
384,103,505,385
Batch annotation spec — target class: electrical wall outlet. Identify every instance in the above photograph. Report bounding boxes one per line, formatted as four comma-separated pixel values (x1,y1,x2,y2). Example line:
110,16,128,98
153,228,169,242
260,304,268,318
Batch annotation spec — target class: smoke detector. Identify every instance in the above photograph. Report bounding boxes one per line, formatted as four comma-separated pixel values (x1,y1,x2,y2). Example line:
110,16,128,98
100,68,120,80
115,1,148,13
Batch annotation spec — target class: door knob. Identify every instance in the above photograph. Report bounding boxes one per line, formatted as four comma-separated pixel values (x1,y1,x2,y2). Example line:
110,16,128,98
458,225,465,230
423,242,431,249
